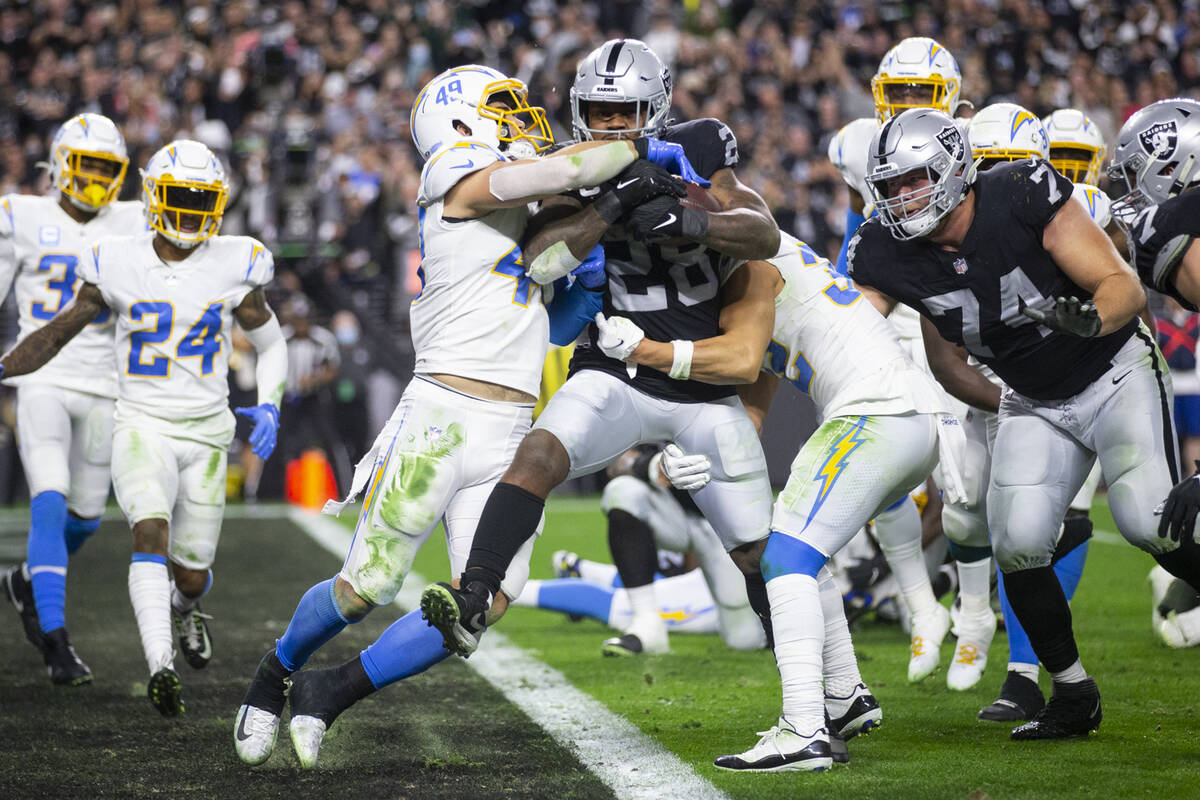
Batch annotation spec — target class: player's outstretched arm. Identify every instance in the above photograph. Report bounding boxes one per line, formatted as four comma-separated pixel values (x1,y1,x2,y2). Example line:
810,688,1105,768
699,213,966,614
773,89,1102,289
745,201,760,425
1043,197,1145,336
233,287,287,460
920,316,1001,413
605,260,779,385
0,282,105,378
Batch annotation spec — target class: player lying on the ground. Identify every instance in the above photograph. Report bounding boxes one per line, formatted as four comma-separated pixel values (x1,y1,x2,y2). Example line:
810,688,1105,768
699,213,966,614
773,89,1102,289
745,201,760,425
0,138,287,718
1,113,142,686
233,63,703,769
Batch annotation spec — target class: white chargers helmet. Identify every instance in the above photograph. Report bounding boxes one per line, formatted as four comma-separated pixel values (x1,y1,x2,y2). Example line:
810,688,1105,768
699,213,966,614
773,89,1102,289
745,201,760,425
410,65,553,161
570,39,672,140
1043,109,1107,185
1108,97,1200,221
871,37,962,121
141,139,228,249
867,108,976,241
968,103,1049,171
48,113,130,212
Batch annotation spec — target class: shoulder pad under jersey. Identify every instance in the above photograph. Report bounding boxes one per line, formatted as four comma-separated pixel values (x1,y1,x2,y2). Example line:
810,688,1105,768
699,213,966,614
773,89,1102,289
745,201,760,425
1071,183,1111,229
418,140,505,206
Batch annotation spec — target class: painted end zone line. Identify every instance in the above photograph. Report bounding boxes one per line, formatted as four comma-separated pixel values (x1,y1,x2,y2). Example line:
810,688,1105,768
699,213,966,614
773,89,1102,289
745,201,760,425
286,508,730,800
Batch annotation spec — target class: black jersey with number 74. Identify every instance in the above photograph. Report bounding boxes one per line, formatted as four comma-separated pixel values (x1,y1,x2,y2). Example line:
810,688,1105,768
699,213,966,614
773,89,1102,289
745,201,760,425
847,160,1137,402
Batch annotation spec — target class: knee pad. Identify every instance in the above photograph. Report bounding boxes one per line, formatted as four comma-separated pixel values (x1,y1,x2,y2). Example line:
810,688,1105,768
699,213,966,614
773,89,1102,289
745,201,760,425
600,475,655,518
761,532,827,582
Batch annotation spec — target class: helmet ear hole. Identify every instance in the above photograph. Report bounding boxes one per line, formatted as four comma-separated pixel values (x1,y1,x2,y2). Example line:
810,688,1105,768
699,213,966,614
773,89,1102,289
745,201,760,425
452,119,473,137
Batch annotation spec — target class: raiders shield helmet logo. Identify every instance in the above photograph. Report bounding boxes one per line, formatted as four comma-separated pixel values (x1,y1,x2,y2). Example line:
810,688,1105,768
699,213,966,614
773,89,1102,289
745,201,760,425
936,125,964,160
1138,120,1178,159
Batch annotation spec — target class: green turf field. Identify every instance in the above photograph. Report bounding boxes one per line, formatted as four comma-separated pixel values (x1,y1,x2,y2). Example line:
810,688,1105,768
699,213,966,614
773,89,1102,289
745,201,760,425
1,497,1198,800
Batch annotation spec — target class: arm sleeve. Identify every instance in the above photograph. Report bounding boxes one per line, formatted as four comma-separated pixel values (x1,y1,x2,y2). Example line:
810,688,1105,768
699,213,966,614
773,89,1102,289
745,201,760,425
489,142,636,202
835,206,868,276
243,312,287,407
545,277,603,346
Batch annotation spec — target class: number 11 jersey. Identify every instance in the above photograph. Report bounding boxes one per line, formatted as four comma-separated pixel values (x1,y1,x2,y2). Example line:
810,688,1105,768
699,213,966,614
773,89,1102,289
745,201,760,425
847,160,1136,401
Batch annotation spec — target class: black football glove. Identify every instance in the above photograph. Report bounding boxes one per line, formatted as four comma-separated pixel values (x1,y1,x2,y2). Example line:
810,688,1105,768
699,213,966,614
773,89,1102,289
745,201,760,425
623,195,710,243
1019,295,1102,338
1158,461,1200,543
592,161,686,224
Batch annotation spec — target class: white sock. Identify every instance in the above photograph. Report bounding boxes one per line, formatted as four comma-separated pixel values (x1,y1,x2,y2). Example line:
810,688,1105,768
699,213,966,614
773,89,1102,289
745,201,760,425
129,560,174,674
818,567,862,698
956,557,993,615
767,573,825,732
1009,661,1039,682
873,502,939,618
1050,659,1087,685
577,558,619,587
511,579,542,608
625,583,660,628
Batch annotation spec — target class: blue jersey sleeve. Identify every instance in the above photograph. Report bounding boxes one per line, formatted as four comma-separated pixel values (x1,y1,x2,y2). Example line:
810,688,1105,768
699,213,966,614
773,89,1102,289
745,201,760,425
546,277,603,346
835,206,867,276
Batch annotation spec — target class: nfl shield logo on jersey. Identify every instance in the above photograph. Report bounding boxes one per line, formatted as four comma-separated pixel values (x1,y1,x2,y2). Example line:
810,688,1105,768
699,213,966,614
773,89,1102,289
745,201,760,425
953,257,968,275
1138,120,1178,159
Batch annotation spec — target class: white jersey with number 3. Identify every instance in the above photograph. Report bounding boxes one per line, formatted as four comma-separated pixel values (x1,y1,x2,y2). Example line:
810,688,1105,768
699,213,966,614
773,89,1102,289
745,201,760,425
0,195,145,398
413,140,548,398
79,232,274,443
758,234,950,421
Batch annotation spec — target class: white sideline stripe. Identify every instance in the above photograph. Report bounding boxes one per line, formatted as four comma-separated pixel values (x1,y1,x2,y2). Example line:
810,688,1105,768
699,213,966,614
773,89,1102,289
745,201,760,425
1092,527,1125,546
286,508,730,800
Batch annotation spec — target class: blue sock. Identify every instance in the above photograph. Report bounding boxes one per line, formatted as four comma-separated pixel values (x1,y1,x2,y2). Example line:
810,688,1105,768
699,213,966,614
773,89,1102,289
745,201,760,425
275,578,349,672
360,609,451,689
536,579,615,622
1000,541,1090,667
28,491,69,634
64,515,101,555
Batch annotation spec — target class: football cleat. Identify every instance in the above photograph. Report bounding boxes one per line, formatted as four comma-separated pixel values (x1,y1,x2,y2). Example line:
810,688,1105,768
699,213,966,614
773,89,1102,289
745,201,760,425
1011,678,1101,740
978,670,1045,722
420,581,488,657
825,682,882,739
3,563,44,650
907,603,950,682
173,605,213,669
287,668,354,769
946,606,997,691
714,717,833,773
602,617,668,657
235,650,293,766
1160,609,1200,648
42,627,92,687
147,667,185,717
829,730,849,766
552,550,582,579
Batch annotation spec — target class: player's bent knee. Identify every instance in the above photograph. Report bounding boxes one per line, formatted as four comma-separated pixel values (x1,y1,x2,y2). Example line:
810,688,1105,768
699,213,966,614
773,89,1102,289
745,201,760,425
503,430,569,496
761,532,826,581
600,475,654,518
729,538,766,573
131,518,170,554
333,576,375,621
942,503,990,549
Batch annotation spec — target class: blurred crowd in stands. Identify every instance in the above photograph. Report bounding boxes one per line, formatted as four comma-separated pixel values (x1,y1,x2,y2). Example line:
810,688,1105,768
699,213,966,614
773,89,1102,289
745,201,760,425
0,0,1198,498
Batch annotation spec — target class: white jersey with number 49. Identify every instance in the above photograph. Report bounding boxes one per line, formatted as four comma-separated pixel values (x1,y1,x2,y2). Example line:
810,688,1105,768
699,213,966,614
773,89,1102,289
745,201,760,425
0,195,145,398
414,139,548,398
80,232,274,443
756,233,951,421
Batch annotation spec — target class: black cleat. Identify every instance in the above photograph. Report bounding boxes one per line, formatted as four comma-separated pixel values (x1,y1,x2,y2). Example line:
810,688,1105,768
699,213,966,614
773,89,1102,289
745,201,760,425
979,670,1046,722
148,667,185,717
3,563,43,650
1011,678,1101,740
42,627,92,686
826,712,849,765
420,581,488,657
173,604,213,669
287,667,360,769
826,683,882,739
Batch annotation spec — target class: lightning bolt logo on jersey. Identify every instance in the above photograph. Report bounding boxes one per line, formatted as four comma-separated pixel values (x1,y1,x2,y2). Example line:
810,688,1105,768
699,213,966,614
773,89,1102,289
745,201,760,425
804,417,868,530
0,195,145,398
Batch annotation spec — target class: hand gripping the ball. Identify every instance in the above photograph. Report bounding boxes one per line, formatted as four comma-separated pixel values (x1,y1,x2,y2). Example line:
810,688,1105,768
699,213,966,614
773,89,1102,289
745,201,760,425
594,312,644,361
633,138,712,188
624,195,710,243
592,161,685,225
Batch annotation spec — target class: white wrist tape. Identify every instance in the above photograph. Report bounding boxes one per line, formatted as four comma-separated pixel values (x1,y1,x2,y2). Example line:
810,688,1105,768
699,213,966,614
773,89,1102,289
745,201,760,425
669,340,694,381
527,240,583,285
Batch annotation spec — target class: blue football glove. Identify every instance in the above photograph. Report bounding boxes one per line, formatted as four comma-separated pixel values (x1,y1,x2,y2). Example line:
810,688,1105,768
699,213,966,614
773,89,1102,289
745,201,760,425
635,138,711,188
570,245,606,290
235,403,280,460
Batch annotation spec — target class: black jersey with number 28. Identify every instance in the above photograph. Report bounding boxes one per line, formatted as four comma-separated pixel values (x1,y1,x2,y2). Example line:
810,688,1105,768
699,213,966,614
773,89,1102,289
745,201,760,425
570,118,741,403
847,160,1136,401
1128,188,1200,312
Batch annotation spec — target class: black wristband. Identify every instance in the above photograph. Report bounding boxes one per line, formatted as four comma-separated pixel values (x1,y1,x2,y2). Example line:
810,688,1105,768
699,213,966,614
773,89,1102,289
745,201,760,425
593,191,623,224
632,138,650,160
682,208,710,239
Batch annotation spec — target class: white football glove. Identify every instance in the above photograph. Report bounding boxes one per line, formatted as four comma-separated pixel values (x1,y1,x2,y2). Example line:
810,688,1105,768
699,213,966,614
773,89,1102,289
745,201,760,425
657,443,711,491
594,312,644,361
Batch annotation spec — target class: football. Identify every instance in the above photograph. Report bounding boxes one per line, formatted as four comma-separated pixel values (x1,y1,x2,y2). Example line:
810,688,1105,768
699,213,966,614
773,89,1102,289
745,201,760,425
679,181,722,213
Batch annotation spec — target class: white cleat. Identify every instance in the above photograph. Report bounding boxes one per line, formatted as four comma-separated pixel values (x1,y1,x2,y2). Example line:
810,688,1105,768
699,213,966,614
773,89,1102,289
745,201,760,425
1159,608,1200,649
234,704,281,766
946,608,997,691
289,714,328,769
908,604,950,683
602,616,668,657
714,717,833,772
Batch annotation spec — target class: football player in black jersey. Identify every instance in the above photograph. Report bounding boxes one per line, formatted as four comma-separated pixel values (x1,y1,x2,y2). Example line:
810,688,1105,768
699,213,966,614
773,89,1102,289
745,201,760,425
1111,98,1200,544
848,107,1200,741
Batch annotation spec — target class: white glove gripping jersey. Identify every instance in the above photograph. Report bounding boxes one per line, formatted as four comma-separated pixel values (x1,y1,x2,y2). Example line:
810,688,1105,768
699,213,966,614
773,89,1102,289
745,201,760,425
80,232,274,443
0,195,145,398
752,234,951,421
413,139,549,398
828,118,879,211
1071,182,1112,230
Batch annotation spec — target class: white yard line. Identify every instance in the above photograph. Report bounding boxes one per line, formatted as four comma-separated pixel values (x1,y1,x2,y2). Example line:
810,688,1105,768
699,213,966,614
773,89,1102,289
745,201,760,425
1092,528,1126,546
286,507,730,800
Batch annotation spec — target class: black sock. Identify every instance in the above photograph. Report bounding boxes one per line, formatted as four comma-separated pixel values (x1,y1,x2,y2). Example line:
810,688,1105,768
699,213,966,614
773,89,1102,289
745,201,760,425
1154,538,1200,593
1051,515,1093,565
742,571,773,649
607,509,658,588
324,656,377,724
463,482,545,596
1002,566,1078,672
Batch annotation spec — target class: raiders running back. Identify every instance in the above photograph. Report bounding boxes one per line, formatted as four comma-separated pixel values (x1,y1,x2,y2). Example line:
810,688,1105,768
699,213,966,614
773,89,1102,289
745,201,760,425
848,160,1137,401
570,118,739,402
